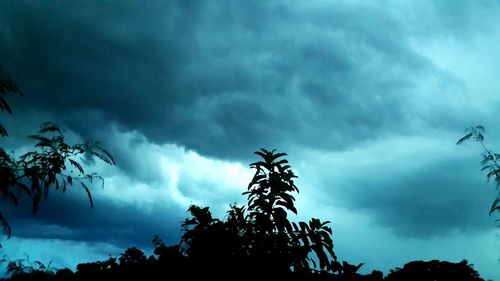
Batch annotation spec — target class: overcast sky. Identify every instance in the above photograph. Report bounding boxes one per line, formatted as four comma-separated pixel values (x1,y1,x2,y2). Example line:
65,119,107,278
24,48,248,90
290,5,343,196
1,1,499,279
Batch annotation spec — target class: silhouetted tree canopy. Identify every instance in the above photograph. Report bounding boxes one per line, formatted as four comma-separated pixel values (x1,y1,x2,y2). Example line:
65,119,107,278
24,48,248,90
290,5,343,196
181,149,340,276
386,260,484,281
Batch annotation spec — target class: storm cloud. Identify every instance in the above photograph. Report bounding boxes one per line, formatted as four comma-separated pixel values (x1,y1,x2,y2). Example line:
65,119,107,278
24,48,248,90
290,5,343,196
1,1,478,159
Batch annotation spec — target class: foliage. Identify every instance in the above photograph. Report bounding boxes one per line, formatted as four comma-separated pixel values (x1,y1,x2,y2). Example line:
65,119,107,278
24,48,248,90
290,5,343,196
0,244,484,281
181,149,338,275
0,74,23,138
385,260,484,281
457,126,500,220
0,254,56,279
0,72,115,241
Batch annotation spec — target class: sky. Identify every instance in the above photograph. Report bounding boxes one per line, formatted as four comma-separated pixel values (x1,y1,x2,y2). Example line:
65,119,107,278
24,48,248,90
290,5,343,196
0,0,500,279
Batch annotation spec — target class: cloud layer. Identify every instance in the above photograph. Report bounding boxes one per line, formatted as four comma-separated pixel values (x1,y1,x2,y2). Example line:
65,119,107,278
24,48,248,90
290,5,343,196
2,1,491,159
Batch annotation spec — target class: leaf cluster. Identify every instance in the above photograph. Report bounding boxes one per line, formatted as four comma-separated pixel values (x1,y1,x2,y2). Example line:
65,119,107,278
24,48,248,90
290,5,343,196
0,75,115,241
457,126,500,219
0,254,56,277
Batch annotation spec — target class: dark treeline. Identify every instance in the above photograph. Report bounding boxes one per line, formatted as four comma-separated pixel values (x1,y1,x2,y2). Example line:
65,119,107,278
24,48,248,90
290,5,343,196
1,243,484,281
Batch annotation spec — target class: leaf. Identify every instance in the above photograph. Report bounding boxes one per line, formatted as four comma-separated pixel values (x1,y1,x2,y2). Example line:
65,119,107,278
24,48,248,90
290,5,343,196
275,200,297,214
81,182,94,208
271,152,288,161
0,212,11,239
254,151,267,160
28,135,51,143
0,124,7,137
69,159,85,174
285,220,293,234
481,164,494,171
489,198,500,215
280,193,295,204
274,159,289,166
1,79,22,94
38,122,61,134
315,248,328,269
456,132,473,145
91,150,115,166
278,164,291,173
325,244,336,260
299,221,310,232
249,161,267,168
99,148,116,165
0,96,12,114
323,226,332,235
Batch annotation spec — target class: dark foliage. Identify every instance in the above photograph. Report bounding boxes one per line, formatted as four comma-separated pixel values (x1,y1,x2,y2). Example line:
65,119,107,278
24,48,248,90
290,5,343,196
386,260,484,281
0,72,23,138
181,149,339,276
457,126,500,222
0,246,484,281
0,72,115,241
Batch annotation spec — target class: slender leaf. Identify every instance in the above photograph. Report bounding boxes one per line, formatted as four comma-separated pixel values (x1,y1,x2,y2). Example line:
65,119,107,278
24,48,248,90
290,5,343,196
81,182,94,208
456,132,473,145
489,198,500,215
69,159,85,174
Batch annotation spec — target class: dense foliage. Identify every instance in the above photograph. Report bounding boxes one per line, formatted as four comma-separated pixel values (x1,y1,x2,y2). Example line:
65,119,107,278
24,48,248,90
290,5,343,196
181,149,339,276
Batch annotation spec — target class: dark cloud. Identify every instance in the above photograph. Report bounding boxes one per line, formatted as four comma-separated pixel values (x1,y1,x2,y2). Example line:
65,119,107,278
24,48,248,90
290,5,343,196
303,145,494,238
0,1,466,161
2,187,185,248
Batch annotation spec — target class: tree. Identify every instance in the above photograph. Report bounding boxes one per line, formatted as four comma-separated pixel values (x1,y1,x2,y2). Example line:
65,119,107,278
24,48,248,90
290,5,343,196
181,149,340,277
0,71,115,240
385,260,484,281
457,126,500,222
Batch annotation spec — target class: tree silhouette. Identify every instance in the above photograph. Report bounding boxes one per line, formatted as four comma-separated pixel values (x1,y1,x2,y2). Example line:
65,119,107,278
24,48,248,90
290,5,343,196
0,71,115,240
385,260,484,281
181,149,338,277
457,126,500,222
